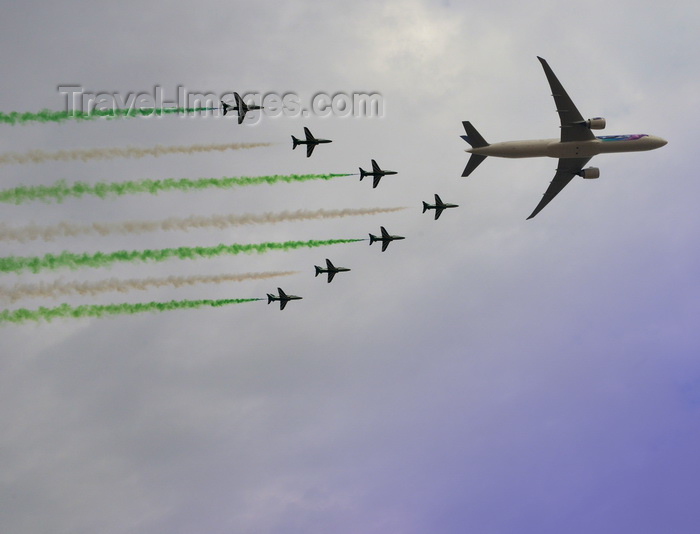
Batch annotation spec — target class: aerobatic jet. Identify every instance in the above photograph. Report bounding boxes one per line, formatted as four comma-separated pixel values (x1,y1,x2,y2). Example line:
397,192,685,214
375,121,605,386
369,226,405,252
292,127,332,157
422,194,459,220
314,259,351,283
359,159,397,188
221,92,264,124
266,287,302,310
461,56,667,219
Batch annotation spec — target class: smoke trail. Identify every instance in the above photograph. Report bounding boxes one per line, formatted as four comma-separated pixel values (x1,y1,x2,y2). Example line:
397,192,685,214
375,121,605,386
0,107,215,126
0,207,407,243
0,271,298,303
0,239,363,275
0,298,260,325
0,142,271,166
0,174,351,204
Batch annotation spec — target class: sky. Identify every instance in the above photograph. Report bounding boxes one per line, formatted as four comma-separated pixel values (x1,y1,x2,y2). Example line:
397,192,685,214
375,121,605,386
1,1,699,533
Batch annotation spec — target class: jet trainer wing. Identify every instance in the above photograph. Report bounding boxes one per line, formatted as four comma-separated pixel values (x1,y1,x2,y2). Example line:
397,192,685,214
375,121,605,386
381,240,390,252
233,92,246,124
373,175,381,188
527,157,591,219
306,144,315,157
326,271,336,283
279,299,288,310
304,127,315,142
434,207,444,220
537,57,595,143
372,160,381,173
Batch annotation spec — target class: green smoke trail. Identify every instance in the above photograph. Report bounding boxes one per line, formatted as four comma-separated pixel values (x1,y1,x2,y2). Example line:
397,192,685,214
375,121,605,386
0,174,351,204
0,271,299,303
0,107,215,126
0,239,364,275
0,298,260,325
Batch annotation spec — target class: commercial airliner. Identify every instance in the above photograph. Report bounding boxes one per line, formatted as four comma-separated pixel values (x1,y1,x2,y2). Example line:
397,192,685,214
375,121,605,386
292,127,332,157
461,57,667,219
422,194,459,220
266,288,302,310
221,92,264,124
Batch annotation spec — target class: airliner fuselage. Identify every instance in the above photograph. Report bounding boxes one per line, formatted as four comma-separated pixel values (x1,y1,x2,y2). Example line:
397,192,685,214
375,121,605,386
467,134,667,159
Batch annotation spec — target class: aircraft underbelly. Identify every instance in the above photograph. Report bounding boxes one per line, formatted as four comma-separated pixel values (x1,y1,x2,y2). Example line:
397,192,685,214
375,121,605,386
546,140,602,158
470,135,665,159
475,140,553,158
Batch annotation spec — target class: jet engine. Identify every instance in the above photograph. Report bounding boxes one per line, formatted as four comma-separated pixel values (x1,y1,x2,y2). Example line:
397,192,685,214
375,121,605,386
578,167,600,179
585,117,606,130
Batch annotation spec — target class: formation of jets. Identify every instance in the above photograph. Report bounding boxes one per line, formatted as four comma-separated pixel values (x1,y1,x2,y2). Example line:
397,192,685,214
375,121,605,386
461,56,667,219
292,127,332,158
238,56,665,309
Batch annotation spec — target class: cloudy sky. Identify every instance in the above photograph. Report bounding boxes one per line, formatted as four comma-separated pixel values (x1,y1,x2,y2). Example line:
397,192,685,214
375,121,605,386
1,1,698,533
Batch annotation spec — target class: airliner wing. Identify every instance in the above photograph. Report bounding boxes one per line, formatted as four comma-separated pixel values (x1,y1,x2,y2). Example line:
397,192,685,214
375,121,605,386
537,57,595,143
527,157,590,219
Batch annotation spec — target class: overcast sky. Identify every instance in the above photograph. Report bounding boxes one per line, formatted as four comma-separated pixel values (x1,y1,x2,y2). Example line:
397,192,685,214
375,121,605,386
1,1,699,533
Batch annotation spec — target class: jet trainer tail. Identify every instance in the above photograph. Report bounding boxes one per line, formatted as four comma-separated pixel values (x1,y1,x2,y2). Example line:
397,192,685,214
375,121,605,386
292,136,300,149
368,233,377,245
266,293,275,304
422,201,429,213
359,167,367,180
314,265,322,277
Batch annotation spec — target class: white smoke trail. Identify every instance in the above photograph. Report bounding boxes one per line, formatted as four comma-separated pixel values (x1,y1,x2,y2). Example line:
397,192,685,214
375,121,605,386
0,207,407,243
0,271,298,303
0,142,271,166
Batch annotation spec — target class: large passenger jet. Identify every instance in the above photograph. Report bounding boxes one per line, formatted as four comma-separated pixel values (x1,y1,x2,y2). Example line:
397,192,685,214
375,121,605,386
461,57,667,219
